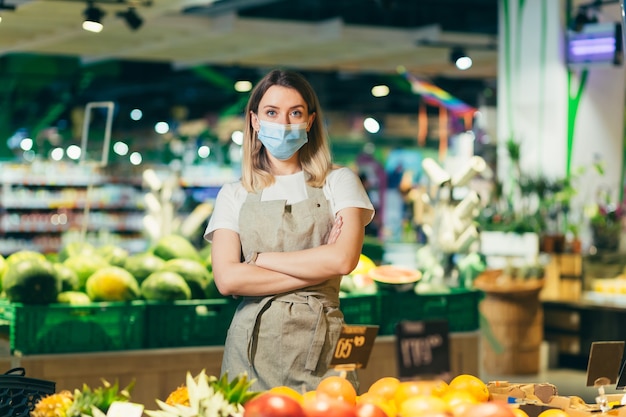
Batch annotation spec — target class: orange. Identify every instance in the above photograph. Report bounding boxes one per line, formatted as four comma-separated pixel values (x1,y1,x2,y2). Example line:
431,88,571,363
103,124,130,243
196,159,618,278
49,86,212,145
399,394,450,417
358,392,397,417
538,409,570,417
367,376,401,401
512,407,531,417
269,385,304,403
448,374,489,402
316,375,357,405
442,389,479,416
393,380,449,408
302,390,317,404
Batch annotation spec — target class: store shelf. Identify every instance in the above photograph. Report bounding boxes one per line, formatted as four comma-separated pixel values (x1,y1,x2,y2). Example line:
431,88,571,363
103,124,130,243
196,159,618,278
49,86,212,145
0,162,148,256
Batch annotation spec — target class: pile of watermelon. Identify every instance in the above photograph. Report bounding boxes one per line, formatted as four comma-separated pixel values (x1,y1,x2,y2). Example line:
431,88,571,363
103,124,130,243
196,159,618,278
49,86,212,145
0,234,220,305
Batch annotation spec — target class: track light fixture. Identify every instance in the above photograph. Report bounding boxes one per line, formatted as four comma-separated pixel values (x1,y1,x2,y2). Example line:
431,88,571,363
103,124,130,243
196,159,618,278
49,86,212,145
117,7,143,31
82,1,105,33
450,47,472,70
0,0,15,10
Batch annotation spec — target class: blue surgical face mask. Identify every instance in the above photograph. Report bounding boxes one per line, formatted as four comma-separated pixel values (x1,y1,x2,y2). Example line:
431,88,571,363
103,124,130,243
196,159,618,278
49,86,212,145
256,118,309,160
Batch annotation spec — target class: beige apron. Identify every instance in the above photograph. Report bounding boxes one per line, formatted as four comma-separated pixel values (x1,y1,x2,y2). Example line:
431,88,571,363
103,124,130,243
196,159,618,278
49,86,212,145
220,184,358,392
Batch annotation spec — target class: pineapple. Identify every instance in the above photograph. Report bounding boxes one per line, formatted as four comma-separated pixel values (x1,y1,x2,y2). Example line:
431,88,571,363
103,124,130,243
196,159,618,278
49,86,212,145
147,370,259,417
66,379,134,417
30,390,74,417
166,386,190,406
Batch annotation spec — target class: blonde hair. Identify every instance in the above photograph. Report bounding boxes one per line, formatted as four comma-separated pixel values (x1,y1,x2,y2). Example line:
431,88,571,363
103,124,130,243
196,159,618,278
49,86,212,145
241,69,332,192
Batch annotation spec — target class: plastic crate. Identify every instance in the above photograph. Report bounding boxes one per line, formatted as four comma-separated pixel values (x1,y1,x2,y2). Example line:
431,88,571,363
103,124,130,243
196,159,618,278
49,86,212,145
144,298,238,348
339,293,381,325
0,300,146,355
378,288,481,335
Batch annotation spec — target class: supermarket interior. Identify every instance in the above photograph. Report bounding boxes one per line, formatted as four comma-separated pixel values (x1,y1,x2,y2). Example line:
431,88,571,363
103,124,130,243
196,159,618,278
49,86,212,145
3,0,626,416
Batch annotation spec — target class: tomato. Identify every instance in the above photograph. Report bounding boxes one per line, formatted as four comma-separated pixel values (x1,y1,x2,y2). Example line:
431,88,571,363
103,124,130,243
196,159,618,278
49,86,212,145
355,402,390,417
462,401,516,417
303,395,358,417
244,392,306,417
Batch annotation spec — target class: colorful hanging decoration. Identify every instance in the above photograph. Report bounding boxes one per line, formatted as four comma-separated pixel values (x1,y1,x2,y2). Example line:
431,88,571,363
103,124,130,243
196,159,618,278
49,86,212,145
400,69,477,117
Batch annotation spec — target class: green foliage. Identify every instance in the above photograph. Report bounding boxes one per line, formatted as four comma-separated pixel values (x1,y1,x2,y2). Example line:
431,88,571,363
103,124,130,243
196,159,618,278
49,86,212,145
67,379,134,417
208,372,260,406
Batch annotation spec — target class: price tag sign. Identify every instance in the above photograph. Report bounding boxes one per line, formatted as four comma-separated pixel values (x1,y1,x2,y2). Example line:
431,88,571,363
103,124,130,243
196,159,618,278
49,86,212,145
395,320,450,379
586,341,625,387
330,325,379,369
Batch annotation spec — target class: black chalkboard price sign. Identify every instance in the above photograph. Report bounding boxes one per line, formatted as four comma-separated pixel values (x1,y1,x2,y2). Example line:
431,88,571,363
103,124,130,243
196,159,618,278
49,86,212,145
329,325,379,370
395,320,450,379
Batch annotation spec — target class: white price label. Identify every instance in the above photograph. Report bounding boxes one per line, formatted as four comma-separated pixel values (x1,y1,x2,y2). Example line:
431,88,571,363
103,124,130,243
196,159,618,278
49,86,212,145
106,401,144,417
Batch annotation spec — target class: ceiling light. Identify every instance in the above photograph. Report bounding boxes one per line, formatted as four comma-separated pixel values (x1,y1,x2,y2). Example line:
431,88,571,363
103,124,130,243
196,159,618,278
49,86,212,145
450,47,473,70
83,2,105,33
117,7,143,31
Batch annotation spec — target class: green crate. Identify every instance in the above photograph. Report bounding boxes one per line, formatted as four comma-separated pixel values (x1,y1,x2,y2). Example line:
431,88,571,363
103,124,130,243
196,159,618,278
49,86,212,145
0,300,146,355
378,288,480,335
339,293,380,325
144,298,238,348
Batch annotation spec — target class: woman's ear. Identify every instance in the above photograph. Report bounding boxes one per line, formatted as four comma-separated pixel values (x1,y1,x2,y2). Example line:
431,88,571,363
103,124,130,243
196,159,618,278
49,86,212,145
251,111,260,132
307,112,316,132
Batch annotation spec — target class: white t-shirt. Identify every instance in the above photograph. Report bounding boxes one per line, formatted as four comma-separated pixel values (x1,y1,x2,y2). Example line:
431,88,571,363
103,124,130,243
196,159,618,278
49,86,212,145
204,167,374,241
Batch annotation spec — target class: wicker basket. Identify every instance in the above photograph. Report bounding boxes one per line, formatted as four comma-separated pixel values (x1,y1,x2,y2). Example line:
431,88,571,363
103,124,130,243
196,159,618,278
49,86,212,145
474,269,544,297
0,367,55,417
474,270,544,375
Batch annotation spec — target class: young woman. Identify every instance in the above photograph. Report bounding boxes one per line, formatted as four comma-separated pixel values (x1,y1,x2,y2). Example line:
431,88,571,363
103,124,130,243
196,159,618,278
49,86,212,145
205,69,374,391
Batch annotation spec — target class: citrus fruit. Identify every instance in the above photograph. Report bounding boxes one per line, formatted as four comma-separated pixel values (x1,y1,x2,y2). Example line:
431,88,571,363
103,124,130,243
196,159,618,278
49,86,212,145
537,409,570,417
398,394,449,417
302,390,317,404
357,392,396,417
367,376,401,401
393,379,448,408
448,374,489,402
442,389,479,416
512,407,530,417
269,385,304,403
316,375,357,405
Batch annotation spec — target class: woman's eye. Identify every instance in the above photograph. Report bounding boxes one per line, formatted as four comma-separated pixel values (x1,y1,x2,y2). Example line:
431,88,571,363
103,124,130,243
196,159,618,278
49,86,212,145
290,110,303,117
266,110,276,117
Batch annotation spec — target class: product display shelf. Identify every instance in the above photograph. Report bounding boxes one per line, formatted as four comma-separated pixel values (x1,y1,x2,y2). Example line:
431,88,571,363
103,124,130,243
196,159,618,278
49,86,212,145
0,289,481,356
0,162,147,256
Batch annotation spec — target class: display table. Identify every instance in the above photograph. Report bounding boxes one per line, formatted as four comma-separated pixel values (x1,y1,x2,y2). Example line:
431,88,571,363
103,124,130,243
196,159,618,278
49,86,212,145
0,332,479,405
544,296,626,370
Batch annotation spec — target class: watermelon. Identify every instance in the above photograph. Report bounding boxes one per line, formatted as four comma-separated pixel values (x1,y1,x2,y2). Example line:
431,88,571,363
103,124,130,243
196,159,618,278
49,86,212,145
161,258,211,299
3,258,61,304
53,262,81,292
199,243,212,270
124,253,166,284
152,234,202,262
97,244,129,267
64,255,109,291
141,271,192,301
85,266,141,302
57,241,97,263
57,291,91,305
6,250,47,266
0,255,6,283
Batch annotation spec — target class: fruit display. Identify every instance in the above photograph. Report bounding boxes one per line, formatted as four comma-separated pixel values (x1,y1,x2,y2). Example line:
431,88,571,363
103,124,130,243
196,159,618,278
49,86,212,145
0,234,219,305
30,379,134,417
30,371,588,417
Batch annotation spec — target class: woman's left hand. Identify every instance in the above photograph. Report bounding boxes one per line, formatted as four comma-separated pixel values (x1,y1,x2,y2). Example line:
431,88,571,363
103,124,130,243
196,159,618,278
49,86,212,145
326,215,343,244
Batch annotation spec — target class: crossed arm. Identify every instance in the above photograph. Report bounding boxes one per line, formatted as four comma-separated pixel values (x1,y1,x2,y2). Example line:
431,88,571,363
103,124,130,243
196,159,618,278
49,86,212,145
211,207,369,297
